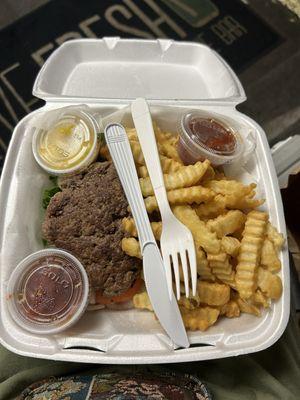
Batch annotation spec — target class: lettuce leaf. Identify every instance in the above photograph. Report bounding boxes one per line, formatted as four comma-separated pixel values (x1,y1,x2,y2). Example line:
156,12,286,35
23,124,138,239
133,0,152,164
42,186,61,209
42,180,61,209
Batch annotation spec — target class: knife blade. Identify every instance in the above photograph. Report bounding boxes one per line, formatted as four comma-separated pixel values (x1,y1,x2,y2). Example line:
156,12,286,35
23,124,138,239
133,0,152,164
143,243,190,348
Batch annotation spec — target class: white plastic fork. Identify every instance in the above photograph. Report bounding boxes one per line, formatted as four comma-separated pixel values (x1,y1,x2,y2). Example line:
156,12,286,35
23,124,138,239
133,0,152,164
131,98,197,300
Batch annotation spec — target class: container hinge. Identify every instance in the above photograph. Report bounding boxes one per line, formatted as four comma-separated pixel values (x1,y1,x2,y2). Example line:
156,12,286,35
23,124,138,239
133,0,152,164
103,36,120,50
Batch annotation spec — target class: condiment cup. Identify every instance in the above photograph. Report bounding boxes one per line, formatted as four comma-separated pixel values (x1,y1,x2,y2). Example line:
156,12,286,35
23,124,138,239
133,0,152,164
32,107,100,176
177,110,244,166
6,248,89,335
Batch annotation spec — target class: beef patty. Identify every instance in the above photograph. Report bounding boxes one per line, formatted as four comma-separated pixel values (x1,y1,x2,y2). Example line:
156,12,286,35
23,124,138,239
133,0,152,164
42,161,141,297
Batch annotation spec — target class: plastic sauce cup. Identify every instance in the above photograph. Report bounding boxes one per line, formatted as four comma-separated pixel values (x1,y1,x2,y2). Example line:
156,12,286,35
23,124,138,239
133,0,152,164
6,249,89,335
177,111,244,166
32,108,100,175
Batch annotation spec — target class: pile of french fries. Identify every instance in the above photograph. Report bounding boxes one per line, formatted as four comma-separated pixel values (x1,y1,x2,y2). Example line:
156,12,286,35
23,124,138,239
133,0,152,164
100,125,284,331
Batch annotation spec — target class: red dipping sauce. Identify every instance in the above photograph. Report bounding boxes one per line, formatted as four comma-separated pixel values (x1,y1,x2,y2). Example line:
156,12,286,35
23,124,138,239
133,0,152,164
187,117,236,154
7,249,89,334
178,112,242,166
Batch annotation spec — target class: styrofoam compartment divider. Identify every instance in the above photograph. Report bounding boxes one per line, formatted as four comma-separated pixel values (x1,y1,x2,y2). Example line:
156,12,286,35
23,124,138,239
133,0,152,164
0,39,289,364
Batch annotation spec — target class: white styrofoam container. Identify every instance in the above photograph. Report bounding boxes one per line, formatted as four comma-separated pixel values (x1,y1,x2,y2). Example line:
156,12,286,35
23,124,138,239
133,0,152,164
0,38,289,364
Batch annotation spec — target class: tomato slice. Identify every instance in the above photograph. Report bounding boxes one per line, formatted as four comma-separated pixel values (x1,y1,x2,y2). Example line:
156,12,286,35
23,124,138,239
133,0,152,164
95,278,143,305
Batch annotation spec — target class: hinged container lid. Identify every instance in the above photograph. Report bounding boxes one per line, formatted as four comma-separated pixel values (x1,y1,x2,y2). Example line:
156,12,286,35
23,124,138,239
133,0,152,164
33,38,246,105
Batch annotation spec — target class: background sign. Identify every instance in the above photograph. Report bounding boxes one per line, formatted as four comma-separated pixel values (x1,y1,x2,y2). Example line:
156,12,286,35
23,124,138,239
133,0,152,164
0,0,281,172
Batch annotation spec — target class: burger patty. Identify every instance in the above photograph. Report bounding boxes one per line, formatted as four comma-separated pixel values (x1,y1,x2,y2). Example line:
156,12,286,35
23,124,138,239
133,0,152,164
42,161,141,297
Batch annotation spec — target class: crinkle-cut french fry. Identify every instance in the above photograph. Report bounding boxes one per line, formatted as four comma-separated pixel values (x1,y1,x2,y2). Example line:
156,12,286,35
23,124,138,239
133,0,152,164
133,291,153,311
126,128,138,141
170,136,179,146
135,288,221,331
122,217,137,236
207,252,236,288
166,134,179,147
178,294,201,310
144,187,214,213
235,211,268,299
197,265,215,281
221,236,241,257
121,218,162,241
130,140,145,165
166,186,214,204
202,165,215,182
231,226,244,241
257,267,282,300
137,165,149,178
144,197,159,213
126,125,172,144
207,210,246,238
196,193,264,219
261,238,281,272
208,252,227,262
195,195,227,219
160,155,182,173
155,128,178,144
236,296,261,317
149,222,162,241
99,145,111,161
131,137,181,166
180,306,220,331
220,300,240,318
159,141,182,162
152,121,171,140
137,156,182,178
153,123,179,147
173,205,220,254
204,180,257,197
197,281,230,306
225,194,265,210
252,289,270,308
266,222,285,251
139,160,211,197
196,248,215,281
121,237,142,259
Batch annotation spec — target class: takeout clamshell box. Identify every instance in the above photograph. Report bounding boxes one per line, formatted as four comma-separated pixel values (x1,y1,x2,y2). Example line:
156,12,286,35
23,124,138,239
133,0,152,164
0,38,290,363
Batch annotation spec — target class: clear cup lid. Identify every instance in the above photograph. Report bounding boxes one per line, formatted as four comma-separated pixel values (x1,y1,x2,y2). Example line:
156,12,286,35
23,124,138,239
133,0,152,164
32,106,100,175
6,249,89,334
181,112,240,156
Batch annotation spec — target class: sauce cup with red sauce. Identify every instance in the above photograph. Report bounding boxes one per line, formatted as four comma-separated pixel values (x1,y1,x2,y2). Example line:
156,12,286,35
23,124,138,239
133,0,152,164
177,111,244,166
6,249,89,334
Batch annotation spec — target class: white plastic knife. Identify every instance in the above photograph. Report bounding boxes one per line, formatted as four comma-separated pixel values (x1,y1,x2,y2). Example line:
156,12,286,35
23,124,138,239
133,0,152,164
105,123,189,348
